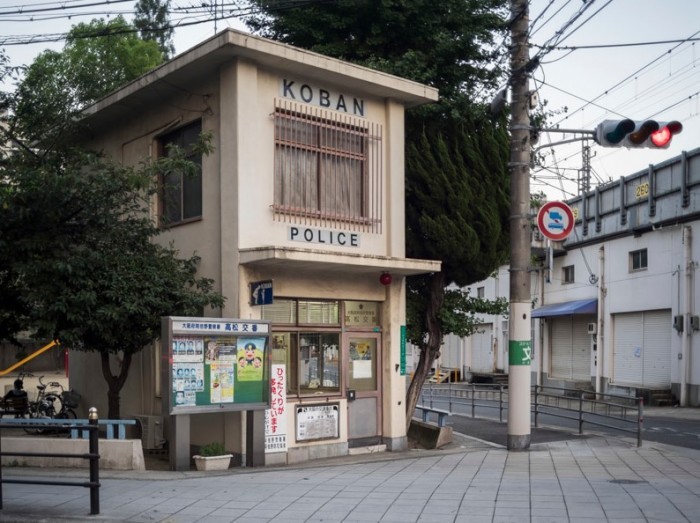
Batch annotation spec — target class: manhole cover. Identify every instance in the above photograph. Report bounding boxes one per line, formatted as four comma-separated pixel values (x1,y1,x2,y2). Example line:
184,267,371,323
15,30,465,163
609,479,647,485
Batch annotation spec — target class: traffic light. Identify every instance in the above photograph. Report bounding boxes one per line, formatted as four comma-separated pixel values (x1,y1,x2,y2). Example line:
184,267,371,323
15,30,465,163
594,119,683,149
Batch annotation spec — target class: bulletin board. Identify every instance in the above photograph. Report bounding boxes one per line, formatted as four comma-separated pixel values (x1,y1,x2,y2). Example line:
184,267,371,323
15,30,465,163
162,317,271,415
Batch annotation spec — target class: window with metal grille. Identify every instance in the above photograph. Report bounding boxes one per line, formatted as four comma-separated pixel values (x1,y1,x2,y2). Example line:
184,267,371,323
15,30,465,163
273,99,382,233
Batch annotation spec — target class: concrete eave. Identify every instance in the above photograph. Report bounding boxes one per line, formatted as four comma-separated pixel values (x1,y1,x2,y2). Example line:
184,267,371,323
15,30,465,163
82,29,439,128
239,246,441,277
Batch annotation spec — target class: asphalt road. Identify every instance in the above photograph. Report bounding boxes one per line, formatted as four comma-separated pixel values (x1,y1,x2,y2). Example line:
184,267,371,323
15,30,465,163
420,398,700,450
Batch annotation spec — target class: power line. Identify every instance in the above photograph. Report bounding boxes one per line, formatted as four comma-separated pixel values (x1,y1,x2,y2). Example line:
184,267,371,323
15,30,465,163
534,37,700,51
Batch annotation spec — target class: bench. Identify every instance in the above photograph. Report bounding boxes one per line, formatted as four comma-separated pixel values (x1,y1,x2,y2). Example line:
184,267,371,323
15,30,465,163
0,396,29,418
415,405,452,427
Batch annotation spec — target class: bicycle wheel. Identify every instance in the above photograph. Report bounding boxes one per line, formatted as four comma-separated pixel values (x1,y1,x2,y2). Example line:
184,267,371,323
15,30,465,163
54,408,77,437
23,402,43,434
44,393,62,417
56,408,77,419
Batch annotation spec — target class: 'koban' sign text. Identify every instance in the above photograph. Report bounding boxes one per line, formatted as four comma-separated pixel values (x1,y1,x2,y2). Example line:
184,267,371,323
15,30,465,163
281,79,365,117
289,226,360,247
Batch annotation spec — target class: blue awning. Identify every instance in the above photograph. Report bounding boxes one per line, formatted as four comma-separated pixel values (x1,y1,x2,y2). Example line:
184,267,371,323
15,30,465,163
531,298,598,318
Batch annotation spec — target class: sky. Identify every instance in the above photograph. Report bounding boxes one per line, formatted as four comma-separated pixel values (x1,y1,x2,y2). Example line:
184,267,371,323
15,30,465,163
527,0,700,200
0,0,698,201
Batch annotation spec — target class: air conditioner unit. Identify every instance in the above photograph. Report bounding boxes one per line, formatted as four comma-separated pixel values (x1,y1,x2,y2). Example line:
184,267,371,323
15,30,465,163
587,322,597,335
134,415,164,450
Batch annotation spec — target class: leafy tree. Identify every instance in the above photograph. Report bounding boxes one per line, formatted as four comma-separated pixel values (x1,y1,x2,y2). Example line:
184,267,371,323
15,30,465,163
13,16,162,140
0,60,224,419
245,0,511,425
134,0,176,59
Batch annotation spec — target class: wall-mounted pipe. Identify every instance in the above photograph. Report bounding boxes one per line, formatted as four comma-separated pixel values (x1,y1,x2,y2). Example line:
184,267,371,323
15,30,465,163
681,225,692,406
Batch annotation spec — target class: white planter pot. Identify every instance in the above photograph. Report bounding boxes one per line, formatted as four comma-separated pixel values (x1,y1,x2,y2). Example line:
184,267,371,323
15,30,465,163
192,454,233,471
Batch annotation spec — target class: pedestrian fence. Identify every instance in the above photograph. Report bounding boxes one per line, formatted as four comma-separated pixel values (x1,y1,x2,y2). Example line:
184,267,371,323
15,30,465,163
0,417,136,440
0,408,102,515
419,382,644,447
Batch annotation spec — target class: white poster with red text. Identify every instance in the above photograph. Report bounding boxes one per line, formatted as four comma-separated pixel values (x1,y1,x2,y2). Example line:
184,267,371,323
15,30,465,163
264,364,288,453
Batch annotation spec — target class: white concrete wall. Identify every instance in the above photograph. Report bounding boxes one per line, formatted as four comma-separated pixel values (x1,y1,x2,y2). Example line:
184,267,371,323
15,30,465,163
1,437,145,470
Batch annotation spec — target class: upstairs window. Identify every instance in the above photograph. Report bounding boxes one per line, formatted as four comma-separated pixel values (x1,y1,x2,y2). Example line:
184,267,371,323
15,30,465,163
273,99,383,233
477,286,485,299
630,248,648,272
563,265,575,284
159,120,203,226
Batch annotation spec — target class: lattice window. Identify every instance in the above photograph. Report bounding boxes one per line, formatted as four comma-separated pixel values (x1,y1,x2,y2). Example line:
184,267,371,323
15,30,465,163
273,99,382,233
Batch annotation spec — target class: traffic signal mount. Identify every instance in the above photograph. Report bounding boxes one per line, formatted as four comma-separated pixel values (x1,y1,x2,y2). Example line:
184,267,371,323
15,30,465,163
594,119,683,149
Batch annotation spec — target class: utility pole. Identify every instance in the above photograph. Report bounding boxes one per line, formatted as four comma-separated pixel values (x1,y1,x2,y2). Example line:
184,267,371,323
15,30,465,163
507,0,531,451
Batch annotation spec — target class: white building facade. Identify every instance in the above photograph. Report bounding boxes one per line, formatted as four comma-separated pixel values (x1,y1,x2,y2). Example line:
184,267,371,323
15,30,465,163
445,147,700,406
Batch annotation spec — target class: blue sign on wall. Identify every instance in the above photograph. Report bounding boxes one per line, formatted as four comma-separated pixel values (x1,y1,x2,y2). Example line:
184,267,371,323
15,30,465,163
250,280,273,306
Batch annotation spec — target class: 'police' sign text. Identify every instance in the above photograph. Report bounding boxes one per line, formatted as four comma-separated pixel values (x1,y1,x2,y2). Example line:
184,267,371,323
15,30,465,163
289,226,360,247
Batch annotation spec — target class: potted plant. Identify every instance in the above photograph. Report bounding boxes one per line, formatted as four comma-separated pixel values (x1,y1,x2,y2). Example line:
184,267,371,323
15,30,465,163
192,442,233,471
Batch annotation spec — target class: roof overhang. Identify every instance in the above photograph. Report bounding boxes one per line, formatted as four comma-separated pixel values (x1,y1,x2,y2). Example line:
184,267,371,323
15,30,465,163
239,247,440,277
531,298,598,318
82,29,439,129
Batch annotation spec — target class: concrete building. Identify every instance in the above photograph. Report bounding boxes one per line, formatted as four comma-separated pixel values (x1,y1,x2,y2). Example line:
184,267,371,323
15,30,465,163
71,29,440,468
438,147,700,406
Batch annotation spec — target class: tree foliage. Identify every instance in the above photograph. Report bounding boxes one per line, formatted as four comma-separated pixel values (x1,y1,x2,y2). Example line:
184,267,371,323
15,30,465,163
247,0,506,107
134,0,176,59
13,16,162,139
245,0,511,426
0,50,223,418
405,116,510,346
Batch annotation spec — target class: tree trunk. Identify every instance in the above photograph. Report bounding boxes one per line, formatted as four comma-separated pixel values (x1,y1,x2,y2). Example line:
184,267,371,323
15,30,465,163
405,271,446,431
100,351,132,420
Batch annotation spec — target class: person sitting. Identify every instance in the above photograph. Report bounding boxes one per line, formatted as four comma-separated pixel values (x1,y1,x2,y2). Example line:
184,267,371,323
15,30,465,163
2,379,28,416
4,379,28,401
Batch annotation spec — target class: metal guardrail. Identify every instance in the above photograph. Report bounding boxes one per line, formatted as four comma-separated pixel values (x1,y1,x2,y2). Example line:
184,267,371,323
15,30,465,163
0,418,136,440
0,408,101,515
419,382,644,446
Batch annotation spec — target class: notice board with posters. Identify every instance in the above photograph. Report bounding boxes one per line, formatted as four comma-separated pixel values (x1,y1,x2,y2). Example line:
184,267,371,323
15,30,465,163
162,317,271,415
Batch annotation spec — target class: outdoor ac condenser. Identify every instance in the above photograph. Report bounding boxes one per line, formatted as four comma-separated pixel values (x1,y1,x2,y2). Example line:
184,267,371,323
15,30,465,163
587,322,597,335
134,415,164,450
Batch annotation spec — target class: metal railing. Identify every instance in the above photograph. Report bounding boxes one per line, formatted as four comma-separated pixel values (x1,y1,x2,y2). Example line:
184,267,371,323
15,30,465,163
419,382,644,446
0,408,101,515
0,418,136,440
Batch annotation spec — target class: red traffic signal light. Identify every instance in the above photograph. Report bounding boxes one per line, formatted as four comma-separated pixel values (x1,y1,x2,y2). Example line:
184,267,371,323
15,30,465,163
650,121,683,148
594,119,683,149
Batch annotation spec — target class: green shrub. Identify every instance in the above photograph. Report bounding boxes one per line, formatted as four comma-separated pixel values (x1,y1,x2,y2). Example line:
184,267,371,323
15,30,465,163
198,442,227,456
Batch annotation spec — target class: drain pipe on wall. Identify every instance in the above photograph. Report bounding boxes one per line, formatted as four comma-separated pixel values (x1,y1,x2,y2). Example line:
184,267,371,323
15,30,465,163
596,246,605,394
681,225,692,406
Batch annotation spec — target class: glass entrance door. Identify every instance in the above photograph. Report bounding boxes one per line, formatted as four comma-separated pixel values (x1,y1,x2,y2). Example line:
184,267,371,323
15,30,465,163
346,333,381,443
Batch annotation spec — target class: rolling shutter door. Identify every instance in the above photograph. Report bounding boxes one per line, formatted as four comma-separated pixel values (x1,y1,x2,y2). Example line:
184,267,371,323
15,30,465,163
550,317,592,380
471,324,494,373
572,317,592,380
613,313,643,385
642,310,671,388
551,318,573,379
442,334,461,369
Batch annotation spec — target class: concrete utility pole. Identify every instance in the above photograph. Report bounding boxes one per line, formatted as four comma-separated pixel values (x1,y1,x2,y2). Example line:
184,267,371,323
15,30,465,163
507,0,532,451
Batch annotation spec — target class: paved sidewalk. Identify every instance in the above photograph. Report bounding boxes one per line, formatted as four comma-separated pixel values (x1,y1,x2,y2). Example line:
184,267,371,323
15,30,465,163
1,430,699,523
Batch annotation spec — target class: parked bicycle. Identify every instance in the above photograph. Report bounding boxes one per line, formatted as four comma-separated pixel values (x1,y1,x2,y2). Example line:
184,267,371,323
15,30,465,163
6,372,81,433
47,380,80,419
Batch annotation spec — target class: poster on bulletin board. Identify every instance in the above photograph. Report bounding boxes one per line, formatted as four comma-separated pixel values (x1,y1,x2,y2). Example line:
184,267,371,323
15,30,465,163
162,317,271,415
